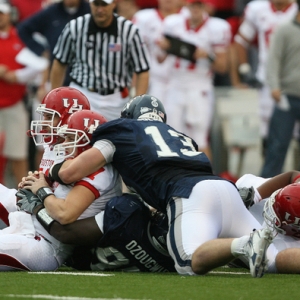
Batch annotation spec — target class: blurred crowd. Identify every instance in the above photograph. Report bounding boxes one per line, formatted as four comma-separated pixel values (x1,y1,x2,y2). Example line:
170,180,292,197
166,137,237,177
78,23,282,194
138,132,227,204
1,0,299,187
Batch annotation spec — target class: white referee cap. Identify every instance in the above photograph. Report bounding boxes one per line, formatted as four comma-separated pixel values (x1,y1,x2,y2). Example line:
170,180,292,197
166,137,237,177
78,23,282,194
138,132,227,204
89,0,114,4
0,2,11,14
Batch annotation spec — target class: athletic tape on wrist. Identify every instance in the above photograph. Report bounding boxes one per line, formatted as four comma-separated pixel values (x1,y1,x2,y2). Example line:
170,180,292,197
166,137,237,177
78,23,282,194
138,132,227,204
36,187,54,203
36,208,55,233
49,160,66,184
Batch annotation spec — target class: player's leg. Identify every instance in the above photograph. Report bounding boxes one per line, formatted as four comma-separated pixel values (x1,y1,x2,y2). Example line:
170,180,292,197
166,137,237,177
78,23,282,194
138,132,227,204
261,104,295,177
3,102,29,185
185,87,214,160
275,248,300,274
167,180,273,277
163,86,186,134
258,86,274,157
0,184,18,229
166,180,243,275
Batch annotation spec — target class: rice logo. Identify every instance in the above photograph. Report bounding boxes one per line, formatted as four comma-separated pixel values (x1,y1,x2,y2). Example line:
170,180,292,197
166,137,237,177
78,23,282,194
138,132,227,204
140,107,152,114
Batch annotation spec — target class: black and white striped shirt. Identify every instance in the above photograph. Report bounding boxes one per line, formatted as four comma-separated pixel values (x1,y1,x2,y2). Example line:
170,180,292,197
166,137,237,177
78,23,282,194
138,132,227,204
53,13,150,92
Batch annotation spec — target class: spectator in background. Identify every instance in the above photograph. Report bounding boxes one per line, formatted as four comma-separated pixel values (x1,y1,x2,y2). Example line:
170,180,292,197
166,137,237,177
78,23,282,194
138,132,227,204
17,0,90,94
261,0,300,177
10,0,48,23
156,0,231,160
132,0,184,101
50,0,150,121
234,0,298,157
17,0,90,170
0,1,48,187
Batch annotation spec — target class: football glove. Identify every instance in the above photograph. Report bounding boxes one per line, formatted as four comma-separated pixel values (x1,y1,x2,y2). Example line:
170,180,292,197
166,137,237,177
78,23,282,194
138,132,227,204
238,186,255,209
16,189,43,214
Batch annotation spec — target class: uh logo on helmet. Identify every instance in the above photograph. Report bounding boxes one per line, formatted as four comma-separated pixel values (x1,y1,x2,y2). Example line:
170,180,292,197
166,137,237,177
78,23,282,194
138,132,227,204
121,94,167,123
264,183,300,238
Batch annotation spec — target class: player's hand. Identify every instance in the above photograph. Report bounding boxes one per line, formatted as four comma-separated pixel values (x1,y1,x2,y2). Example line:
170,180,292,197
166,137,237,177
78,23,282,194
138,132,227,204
238,186,255,209
156,38,171,51
18,171,40,189
22,172,50,194
16,189,43,214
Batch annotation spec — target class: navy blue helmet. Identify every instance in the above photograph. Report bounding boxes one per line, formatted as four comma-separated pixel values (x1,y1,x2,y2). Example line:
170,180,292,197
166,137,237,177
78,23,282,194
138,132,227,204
120,94,167,123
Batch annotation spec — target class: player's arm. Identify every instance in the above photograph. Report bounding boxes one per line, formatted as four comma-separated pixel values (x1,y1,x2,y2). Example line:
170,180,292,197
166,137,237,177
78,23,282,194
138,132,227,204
52,147,107,185
135,71,149,95
50,59,68,89
23,172,96,224
43,184,96,225
34,204,102,245
234,17,256,76
257,171,300,199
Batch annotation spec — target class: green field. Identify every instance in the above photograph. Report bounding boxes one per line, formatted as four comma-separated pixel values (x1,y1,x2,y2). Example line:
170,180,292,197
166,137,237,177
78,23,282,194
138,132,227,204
0,267,297,300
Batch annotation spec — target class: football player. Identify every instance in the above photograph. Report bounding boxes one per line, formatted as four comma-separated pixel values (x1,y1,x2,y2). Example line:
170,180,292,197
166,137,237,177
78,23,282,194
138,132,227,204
0,87,91,228
0,109,122,271
132,0,185,101
20,193,176,272
155,0,231,159
236,170,300,274
47,94,274,278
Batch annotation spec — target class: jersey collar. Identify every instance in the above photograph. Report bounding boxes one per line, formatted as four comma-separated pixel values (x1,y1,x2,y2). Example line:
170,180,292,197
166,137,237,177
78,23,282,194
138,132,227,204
88,14,118,37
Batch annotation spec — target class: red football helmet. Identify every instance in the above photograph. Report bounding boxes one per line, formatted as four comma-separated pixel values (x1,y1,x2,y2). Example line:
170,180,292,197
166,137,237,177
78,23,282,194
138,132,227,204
264,183,300,238
54,109,107,159
29,87,90,146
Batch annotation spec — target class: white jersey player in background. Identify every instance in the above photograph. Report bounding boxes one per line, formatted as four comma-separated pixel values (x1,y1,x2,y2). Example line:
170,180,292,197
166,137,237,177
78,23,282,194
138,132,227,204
234,0,298,155
0,109,122,271
0,87,90,229
132,0,186,102
156,0,231,160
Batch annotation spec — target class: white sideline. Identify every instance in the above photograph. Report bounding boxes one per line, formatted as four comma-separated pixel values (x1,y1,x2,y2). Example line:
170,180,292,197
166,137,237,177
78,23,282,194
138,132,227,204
28,272,114,276
4,296,144,300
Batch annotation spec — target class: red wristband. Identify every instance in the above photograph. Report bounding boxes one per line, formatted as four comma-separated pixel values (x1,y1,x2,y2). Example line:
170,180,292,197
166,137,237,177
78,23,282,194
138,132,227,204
293,174,300,183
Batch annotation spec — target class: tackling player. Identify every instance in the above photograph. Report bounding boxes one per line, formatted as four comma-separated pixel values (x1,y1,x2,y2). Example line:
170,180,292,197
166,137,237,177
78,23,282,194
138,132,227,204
47,94,274,278
18,193,176,272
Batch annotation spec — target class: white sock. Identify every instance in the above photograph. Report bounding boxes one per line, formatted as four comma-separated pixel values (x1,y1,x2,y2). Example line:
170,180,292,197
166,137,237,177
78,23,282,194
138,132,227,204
231,236,250,257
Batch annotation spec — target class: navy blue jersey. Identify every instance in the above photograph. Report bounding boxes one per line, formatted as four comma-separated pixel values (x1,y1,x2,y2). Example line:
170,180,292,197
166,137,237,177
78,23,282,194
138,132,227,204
92,119,225,212
67,194,175,272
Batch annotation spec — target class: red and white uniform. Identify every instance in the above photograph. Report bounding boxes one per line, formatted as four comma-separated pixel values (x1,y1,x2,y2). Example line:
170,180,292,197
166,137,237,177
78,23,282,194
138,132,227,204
236,173,300,273
161,13,231,148
237,0,298,137
133,8,185,101
0,162,122,271
0,145,62,228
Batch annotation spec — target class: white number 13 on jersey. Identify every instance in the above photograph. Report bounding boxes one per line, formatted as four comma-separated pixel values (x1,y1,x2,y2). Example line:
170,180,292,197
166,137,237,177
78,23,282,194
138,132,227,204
145,126,199,157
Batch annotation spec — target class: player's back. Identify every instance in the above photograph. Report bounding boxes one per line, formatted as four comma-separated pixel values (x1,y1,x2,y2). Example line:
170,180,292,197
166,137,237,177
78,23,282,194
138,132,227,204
92,119,224,211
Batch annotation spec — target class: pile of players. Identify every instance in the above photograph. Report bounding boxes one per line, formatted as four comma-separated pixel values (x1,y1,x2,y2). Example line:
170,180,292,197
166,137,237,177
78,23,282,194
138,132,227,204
0,88,300,276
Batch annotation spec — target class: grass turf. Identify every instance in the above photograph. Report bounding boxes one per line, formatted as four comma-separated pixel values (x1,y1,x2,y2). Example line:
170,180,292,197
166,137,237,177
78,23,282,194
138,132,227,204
0,267,297,300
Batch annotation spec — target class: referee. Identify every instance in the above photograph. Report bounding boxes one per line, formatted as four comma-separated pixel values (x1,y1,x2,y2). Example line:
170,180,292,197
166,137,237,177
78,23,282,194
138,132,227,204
50,0,150,121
